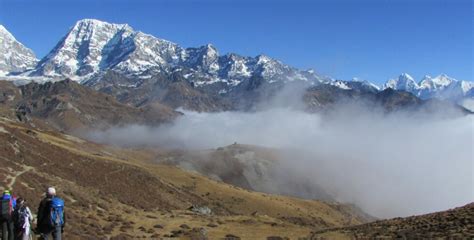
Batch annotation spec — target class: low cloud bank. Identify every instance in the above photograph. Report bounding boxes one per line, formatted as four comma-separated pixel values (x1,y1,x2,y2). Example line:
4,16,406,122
87,104,473,218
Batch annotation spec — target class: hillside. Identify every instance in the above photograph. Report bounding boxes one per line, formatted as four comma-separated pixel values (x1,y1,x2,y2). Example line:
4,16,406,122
0,79,178,132
310,203,474,239
159,144,336,202
0,117,371,239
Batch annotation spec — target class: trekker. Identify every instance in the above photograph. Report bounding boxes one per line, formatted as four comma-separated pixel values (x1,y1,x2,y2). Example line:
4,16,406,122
36,188,65,240
12,198,33,240
0,190,16,240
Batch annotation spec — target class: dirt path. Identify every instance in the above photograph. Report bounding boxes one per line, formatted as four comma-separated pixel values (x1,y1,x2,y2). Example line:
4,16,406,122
6,165,34,190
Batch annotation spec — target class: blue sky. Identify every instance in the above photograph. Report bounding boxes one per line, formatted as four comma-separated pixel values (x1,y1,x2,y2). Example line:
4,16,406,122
0,0,472,84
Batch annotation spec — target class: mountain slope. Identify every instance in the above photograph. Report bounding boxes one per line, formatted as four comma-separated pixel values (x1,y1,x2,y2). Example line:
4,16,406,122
311,203,474,239
0,117,371,239
3,79,178,132
87,71,234,112
0,25,38,75
160,144,336,202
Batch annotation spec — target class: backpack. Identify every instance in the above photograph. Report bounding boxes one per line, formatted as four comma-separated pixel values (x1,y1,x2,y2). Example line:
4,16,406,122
0,197,13,221
49,197,64,227
13,206,29,229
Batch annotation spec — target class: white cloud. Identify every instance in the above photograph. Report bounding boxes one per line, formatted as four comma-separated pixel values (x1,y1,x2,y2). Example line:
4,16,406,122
87,103,473,218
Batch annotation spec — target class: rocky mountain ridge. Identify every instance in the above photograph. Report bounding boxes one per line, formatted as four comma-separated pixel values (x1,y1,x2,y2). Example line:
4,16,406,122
1,19,472,111
25,19,325,91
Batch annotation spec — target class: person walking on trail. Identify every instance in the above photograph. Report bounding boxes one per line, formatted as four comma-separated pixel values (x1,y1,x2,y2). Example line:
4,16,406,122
0,190,17,240
36,187,65,240
13,198,33,240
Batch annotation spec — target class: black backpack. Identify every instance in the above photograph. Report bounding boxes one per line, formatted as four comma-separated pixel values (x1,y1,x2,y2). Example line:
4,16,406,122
13,206,28,229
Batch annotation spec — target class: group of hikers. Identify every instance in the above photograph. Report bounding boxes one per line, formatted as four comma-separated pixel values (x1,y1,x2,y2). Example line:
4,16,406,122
0,187,65,240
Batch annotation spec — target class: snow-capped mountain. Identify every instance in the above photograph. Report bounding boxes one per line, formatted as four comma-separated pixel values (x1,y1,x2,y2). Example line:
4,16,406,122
0,25,38,75
31,19,325,88
383,73,419,92
383,73,473,100
1,18,472,107
417,74,473,99
329,78,380,92
32,19,185,80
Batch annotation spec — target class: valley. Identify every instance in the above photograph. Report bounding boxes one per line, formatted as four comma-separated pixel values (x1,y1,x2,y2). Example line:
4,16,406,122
0,14,472,240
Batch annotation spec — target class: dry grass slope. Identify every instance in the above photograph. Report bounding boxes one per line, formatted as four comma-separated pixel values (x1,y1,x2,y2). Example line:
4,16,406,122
310,203,474,239
0,117,368,239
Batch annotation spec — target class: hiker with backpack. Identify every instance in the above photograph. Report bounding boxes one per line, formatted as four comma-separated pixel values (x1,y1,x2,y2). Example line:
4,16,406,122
36,187,65,240
12,198,33,240
0,190,17,240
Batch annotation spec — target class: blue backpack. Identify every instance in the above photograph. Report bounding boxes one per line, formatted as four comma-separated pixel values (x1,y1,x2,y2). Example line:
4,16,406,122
49,197,64,226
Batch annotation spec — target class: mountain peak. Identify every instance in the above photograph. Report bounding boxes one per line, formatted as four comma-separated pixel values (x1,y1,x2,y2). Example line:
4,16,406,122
399,73,415,81
33,19,139,78
256,54,275,64
71,18,132,32
200,44,218,56
204,43,216,49
438,73,449,78
421,75,432,80
383,73,419,91
75,18,110,25
432,74,456,86
0,24,17,42
183,44,220,72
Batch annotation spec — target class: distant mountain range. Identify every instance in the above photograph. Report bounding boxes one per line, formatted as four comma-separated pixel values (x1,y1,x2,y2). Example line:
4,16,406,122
1,19,472,110
383,73,474,101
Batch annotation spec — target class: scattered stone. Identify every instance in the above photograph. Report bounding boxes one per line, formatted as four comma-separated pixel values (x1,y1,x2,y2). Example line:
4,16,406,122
180,224,191,229
267,237,287,240
188,227,208,240
189,205,212,215
110,233,133,240
264,221,278,227
171,229,184,237
153,224,164,229
225,234,241,240
102,224,115,234
207,223,218,228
